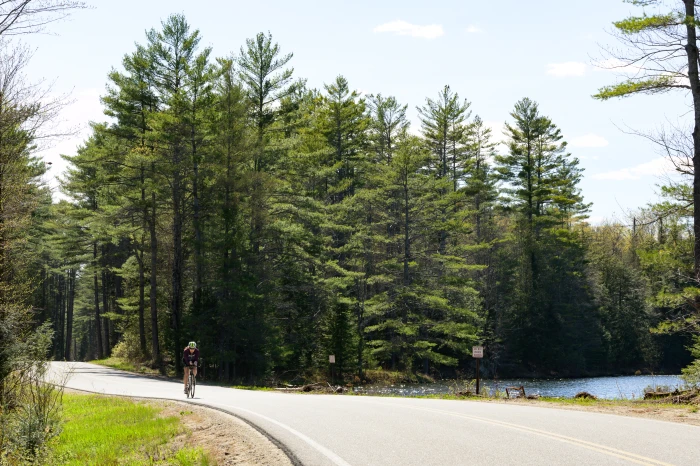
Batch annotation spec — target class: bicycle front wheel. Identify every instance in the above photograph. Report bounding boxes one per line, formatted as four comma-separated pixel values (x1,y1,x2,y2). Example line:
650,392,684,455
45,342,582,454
189,373,196,398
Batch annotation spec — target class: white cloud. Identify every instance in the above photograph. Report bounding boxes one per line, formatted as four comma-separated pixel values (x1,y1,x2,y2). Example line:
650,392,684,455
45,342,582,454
408,125,422,137
373,20,444,39
466,25,482,33
569,133,609,148
586,215,605,225
483,120,508,146
592,157,676,181
546,62,587,77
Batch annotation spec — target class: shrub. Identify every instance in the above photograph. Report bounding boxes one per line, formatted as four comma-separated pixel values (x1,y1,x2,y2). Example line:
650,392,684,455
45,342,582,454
681,337,700,388
112,332,148,362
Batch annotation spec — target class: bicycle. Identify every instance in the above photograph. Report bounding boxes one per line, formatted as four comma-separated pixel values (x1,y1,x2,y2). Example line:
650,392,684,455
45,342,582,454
185,363,197,398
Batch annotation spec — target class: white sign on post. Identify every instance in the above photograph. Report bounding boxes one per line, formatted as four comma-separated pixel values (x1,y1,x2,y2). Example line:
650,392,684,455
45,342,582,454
329,355,336,364
472,346,484,358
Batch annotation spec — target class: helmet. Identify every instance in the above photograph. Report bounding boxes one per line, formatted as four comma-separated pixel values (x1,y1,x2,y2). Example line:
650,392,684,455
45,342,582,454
188,341,197,349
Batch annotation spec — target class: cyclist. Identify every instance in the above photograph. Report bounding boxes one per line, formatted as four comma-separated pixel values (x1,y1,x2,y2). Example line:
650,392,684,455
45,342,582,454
183,341,199,394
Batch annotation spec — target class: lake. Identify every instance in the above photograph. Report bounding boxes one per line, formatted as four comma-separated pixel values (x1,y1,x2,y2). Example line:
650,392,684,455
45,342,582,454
352,375,686,399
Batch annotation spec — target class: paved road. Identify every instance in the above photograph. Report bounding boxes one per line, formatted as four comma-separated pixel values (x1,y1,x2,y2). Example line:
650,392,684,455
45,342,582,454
51,362,699,466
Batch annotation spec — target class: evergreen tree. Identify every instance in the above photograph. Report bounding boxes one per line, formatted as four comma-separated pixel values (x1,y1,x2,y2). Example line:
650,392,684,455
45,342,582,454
495,98,600,374
367,94,408,164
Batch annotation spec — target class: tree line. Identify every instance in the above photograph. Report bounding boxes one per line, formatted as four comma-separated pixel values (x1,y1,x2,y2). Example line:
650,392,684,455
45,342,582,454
1,1,87,462
30,13,695,383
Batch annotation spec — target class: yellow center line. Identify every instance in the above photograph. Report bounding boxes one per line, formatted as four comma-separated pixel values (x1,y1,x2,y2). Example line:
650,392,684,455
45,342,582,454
371,401,674,466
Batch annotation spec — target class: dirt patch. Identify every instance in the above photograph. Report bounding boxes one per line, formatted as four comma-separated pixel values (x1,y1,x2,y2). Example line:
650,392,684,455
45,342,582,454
153,400,293,466
493,398,700,427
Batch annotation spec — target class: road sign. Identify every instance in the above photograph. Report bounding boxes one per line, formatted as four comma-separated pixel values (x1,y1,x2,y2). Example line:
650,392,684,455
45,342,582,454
329,355,336,364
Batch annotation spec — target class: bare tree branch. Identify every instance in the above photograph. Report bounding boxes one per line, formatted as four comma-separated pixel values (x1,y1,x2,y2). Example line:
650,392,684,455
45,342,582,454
0,0,87,37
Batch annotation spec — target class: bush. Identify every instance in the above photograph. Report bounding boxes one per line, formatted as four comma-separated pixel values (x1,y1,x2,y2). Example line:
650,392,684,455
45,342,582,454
681,337,700,387
111,332,148,363
0,324,65,465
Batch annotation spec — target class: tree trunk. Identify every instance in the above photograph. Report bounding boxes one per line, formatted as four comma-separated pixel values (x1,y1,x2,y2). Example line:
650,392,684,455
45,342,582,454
138,165,147,355
172,155,183,371
192,91,203,310
684,0,700,287
93,242,103,360
65,268,75,361
149,172,161,366
193,155,202,306
403,181,410,286
101,246,110,357
137,248,147,355
58,272,65,359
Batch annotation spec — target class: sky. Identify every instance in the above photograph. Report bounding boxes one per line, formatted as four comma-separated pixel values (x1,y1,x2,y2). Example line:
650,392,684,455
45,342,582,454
20,0,692,223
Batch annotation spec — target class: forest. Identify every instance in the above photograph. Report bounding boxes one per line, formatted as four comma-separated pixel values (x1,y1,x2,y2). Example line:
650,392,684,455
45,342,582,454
6,11,700,385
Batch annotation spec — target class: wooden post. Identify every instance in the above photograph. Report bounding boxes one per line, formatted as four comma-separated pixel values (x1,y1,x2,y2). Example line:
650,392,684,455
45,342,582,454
476,359,480,395
329,355,336,384
472,346,483,395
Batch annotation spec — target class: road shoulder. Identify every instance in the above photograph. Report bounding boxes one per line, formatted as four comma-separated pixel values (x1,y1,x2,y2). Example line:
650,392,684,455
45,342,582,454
483,397,700,426
64,389,293,465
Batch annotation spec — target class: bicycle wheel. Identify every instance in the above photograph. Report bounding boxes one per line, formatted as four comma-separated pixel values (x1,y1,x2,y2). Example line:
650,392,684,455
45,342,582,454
189,372,196,398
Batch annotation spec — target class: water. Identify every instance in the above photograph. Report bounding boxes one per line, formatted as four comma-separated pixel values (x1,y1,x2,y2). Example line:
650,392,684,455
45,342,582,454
352,375,686,400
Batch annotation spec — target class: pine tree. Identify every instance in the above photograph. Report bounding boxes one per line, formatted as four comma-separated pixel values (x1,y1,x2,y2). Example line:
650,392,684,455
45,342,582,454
102,43,161,361
495,98,600,374
146,14,207,366
367,94,408,164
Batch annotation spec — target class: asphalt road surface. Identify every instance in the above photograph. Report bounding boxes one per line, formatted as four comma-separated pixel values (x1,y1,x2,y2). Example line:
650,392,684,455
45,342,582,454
51,362,699,466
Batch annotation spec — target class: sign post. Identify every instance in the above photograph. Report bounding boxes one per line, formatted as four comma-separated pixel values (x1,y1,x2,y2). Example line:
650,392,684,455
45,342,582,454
472,346,484,395
329,355,336,384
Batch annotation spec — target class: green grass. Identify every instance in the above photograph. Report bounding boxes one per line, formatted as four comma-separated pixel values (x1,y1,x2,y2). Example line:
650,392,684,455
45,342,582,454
91,357,173,377
52,394,212,465
230,385,276,391
91,357,139,372
362,369,435,385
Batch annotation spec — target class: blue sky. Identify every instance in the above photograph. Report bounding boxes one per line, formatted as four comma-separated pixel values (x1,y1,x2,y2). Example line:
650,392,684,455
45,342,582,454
23,0,690,222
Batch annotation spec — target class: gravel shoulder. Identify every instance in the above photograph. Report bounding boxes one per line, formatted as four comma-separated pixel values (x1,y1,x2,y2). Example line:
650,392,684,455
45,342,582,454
155,399,293,466
484,397,700,426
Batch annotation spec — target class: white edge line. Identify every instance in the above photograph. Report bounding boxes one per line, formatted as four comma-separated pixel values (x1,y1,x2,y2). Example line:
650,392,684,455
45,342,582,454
57,363,350,466
214,402,352,466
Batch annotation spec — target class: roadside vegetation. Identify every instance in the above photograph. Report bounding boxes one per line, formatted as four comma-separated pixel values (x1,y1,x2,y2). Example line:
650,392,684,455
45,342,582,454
0,2,86,465
50,394,213,466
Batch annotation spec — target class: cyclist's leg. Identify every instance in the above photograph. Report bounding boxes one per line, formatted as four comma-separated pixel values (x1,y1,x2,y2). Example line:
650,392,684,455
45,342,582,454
183,366,190,391
193,366,198,378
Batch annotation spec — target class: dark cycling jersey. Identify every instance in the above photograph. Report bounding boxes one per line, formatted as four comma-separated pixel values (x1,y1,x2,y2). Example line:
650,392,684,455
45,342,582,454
183,348,199,367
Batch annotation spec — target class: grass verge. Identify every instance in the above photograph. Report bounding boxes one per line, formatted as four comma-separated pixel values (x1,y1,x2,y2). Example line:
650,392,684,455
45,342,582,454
51,394,213,465
90,357,171,377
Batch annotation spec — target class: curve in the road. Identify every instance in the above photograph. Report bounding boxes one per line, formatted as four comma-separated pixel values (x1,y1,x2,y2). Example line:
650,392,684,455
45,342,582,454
371,401,672,466
58,377,308,466
51,362,700,466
